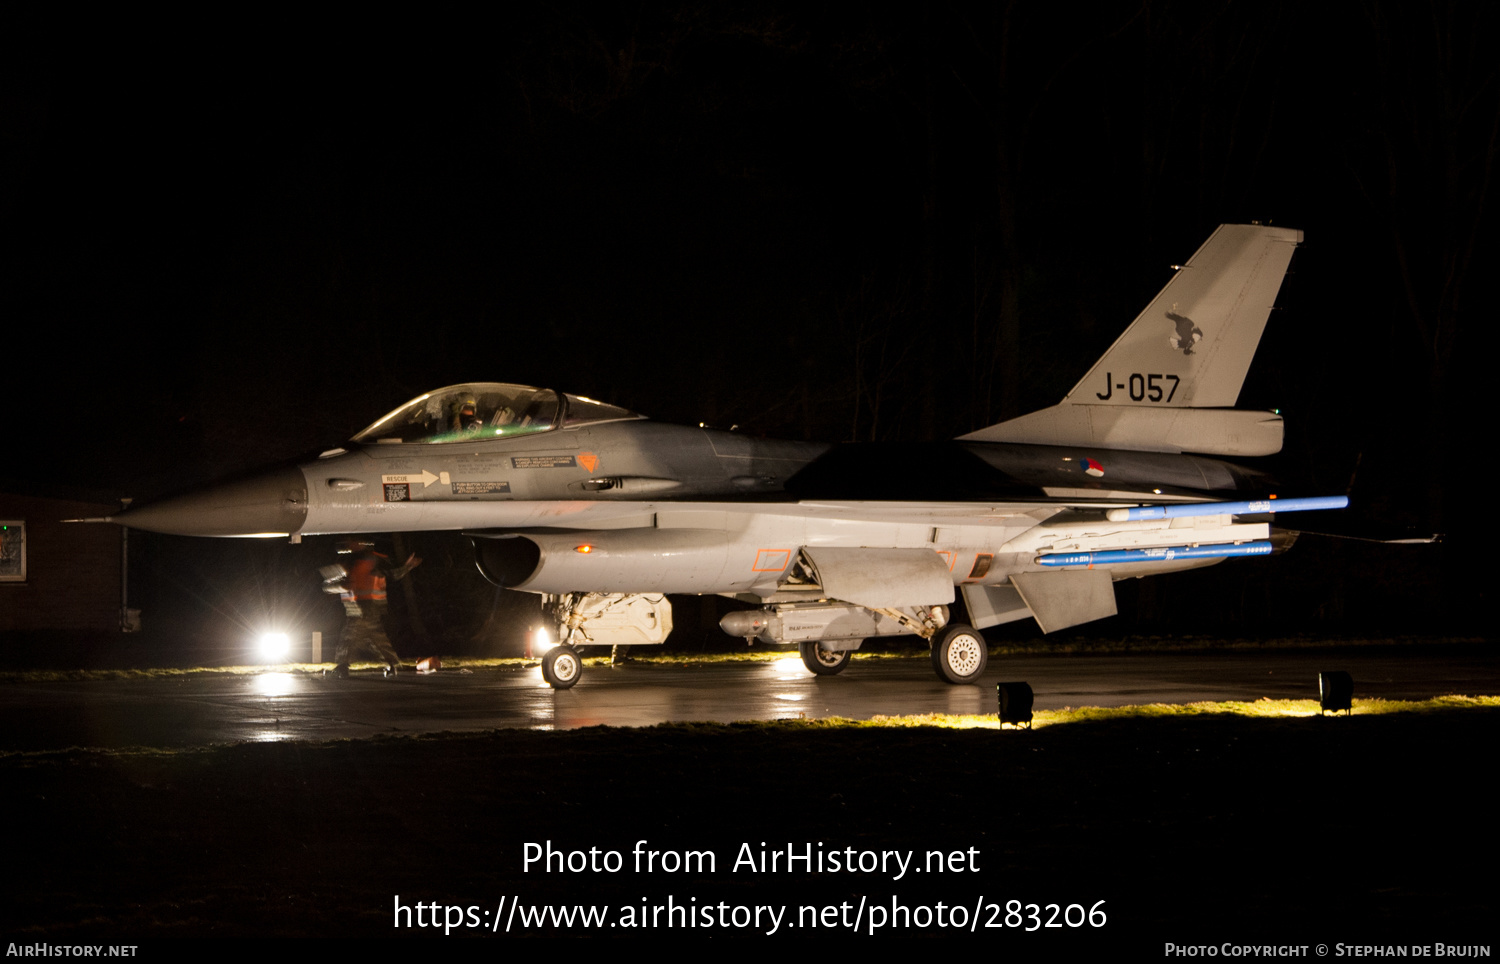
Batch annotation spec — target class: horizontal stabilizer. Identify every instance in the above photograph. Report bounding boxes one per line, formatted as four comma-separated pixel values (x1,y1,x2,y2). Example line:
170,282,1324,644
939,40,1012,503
1276,523,1443,545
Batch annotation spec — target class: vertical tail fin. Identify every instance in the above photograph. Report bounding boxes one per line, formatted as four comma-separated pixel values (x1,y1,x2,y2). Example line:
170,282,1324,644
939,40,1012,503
960,223,1302,456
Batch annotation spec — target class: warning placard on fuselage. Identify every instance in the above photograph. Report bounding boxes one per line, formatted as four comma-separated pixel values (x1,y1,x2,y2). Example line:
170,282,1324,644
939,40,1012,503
511,455,577,469
452,481,512,495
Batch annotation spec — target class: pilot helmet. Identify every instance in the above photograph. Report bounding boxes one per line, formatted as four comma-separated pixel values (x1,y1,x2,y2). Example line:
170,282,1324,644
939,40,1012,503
454,394,481,430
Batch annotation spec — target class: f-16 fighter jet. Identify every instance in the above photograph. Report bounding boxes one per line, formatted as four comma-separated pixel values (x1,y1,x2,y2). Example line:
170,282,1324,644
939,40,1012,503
112,224,1346,688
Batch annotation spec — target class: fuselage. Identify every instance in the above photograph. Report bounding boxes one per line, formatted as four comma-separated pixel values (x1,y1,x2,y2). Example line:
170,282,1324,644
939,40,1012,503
115,404,1277,600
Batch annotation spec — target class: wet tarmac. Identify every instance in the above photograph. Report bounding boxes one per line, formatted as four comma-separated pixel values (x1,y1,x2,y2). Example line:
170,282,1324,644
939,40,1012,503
2,645,1495,751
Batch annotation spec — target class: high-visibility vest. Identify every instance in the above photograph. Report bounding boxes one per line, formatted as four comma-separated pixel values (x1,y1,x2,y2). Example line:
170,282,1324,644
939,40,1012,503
343,555,388,601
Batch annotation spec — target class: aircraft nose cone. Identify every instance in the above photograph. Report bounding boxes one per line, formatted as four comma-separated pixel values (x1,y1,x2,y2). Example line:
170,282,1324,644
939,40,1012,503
119,466,309,536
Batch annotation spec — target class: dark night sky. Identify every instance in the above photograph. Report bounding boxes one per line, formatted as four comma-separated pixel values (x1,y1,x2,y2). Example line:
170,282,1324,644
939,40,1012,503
3,4,1494,636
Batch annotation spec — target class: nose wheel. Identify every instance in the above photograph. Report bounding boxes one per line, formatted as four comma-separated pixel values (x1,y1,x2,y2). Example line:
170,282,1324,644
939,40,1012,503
542,644,583,689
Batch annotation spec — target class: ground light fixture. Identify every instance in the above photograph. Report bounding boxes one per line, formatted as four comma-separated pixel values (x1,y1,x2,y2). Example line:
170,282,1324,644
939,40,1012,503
1319,671,1353,715
529,625,557,657
997,682,1034,728
256,632,291,663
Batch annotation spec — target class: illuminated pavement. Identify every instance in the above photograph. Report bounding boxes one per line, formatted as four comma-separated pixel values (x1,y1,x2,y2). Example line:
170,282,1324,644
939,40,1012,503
2,645,1496,751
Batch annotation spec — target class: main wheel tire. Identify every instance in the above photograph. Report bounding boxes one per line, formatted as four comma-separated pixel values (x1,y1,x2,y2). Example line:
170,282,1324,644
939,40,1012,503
930,624,987,684
542,645,583,689
799,641,851,676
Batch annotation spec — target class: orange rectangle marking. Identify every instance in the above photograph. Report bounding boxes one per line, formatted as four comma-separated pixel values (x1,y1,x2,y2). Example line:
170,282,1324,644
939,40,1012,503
752,549,792,572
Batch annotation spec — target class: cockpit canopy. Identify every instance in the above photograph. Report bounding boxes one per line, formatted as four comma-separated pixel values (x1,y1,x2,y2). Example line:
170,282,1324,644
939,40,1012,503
352,383,643,445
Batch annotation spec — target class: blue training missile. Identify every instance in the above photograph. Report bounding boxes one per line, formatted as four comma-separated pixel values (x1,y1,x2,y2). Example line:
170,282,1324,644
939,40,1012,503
1104,495,1348,523
1036,541,1275,567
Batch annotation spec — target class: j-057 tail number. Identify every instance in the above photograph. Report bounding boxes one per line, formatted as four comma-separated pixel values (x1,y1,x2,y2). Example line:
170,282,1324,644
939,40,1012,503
1096,371,1180,403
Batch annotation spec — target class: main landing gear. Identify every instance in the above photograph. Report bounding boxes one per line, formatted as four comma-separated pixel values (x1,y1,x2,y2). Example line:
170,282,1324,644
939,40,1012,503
798,641,852,676
930,623,988,684
724,601,989,685
797,626,988,685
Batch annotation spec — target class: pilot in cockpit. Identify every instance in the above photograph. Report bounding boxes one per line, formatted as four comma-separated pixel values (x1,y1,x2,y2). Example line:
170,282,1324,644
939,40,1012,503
453,396,484,436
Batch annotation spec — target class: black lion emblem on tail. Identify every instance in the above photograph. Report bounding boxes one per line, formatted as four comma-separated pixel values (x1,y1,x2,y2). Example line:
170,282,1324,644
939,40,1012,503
1166,311,1202,355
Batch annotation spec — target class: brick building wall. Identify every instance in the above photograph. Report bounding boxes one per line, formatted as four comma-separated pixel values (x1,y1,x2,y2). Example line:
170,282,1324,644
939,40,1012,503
0,493,123,634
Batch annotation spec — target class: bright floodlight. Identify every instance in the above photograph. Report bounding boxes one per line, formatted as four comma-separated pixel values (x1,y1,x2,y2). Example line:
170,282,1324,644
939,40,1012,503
258,632,291,661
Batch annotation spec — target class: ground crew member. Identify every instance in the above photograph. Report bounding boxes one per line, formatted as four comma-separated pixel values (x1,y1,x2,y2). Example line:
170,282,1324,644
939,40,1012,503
332,539,421,677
